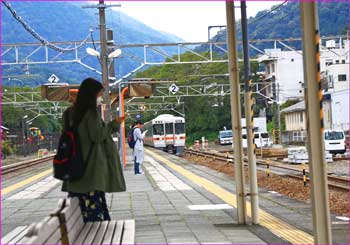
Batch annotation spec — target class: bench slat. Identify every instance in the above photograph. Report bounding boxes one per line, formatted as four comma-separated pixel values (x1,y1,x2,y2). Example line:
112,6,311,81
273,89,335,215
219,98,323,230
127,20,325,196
20,217,60,244
101,220,117,244
66,205,83,231
92,221,109,244
66,207,84,243
12,226,35,245
1,226,28,244
45,228,61,244
50,198,65,216
73,222,93,244
121,219,135,245
82,222,101,244
111,220,124,245
61,198,80,221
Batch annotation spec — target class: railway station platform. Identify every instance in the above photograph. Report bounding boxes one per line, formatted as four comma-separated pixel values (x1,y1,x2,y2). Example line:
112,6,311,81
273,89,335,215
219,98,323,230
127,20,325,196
1,148,349,244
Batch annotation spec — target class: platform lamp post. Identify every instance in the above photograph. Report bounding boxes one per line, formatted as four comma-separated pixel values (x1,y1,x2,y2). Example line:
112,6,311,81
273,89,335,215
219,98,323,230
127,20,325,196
300,2,332,244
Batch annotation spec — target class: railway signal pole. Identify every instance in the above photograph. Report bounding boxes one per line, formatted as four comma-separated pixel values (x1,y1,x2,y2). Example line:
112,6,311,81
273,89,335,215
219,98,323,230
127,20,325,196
225,1,247,224
240,0,259,224
300,2,332,244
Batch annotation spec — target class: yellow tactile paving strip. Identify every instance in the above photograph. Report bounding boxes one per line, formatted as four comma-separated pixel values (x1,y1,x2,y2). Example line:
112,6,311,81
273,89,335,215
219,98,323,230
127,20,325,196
1,169,52,196
146,149,314,244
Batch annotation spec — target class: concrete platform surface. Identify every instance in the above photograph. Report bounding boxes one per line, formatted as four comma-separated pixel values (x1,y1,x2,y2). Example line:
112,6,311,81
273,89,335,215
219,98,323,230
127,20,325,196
1,148,349,244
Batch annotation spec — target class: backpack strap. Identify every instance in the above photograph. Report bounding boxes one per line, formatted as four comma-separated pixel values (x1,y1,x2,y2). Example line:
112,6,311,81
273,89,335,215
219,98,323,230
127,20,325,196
134,128,143,143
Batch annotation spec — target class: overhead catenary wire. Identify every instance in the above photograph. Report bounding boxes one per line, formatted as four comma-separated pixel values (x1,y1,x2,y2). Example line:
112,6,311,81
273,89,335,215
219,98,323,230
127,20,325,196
1,0,92,53
248,1,288,26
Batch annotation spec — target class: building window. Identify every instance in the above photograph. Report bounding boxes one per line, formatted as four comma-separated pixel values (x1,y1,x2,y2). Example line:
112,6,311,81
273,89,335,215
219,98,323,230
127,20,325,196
325,59,333,66
300,112,303,122
338,74,347,82
271,63,275,73
291,58,294,62
266,65,270,74
342,60,346,64
335,60,339,64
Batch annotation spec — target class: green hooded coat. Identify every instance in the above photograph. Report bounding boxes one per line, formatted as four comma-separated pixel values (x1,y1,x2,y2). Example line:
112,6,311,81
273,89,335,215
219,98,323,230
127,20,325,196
61,107,126,193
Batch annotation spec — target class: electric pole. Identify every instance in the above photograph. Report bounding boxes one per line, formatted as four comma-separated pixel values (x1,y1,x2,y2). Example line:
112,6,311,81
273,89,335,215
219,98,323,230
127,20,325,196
107,29,117,119
98,0,110,121
82,1,120,122
300,2,332,243
225,1,247,225
241,0,259,224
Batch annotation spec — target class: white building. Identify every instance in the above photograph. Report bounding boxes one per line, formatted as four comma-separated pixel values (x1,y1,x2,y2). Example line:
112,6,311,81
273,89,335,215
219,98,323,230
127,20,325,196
258,38,349,103
281,60,349,143
323,62,349,131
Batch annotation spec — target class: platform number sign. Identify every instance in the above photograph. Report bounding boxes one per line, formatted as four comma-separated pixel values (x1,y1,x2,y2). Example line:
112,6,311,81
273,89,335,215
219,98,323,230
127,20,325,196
48,74,60,83
169,84,179,94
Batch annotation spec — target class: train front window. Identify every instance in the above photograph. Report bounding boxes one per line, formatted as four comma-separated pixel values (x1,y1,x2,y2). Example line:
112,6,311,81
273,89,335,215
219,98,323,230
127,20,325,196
175,123,185,134
165,123,174,134
153,124,164,135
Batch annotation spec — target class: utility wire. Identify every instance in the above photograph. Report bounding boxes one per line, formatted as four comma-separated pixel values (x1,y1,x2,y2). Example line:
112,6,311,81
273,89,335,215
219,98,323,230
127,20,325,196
248,1,288,26
2,0,92,53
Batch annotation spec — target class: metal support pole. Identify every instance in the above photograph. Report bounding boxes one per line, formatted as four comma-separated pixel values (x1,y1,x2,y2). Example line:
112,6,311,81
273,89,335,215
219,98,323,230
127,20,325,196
119,86,129,167
98,0,111,122
300,2,332,244
272,76,281,144
21,119,26,157
107,30,117,119
225,1,246,224
240,0,259,224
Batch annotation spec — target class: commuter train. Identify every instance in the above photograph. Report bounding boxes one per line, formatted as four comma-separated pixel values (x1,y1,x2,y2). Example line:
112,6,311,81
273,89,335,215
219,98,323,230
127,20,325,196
144,114,186,154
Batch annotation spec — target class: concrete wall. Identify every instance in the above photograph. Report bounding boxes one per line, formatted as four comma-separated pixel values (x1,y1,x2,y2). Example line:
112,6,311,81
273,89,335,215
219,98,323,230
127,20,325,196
285,111,307,131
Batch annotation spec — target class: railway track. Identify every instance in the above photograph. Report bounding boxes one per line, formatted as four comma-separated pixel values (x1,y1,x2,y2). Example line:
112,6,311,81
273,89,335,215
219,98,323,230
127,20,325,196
1,155,54,175
184,148,350,191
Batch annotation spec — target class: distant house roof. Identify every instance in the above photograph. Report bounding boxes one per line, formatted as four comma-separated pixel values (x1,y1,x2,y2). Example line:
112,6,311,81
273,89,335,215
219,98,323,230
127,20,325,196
281,101,305,113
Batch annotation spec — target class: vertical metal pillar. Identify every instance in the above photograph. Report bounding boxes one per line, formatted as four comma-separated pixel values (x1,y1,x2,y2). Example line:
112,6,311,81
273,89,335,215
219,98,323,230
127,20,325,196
300,2,332,244
119,86,129,167
225,1,246,224
107,30,117,119
98,0,111,121
21,119,27,157
240,0,259,224
272,76,281,144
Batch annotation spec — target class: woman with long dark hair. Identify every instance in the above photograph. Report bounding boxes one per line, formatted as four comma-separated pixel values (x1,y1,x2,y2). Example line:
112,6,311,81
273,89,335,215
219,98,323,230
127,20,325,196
61,77,126,222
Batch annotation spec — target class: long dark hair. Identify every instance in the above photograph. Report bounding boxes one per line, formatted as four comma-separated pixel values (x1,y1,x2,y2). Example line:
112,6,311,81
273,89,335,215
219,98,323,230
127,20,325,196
72,78,103,125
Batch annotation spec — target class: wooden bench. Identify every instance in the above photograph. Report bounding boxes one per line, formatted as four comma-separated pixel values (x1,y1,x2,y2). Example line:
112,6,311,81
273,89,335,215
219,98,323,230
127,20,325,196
1,199,64,245
59,197,135,244
2,198,135,245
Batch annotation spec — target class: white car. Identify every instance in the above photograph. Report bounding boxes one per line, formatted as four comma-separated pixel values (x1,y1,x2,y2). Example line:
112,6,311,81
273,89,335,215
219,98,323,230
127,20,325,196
219,130,233,145
242,132,271,148
324,129,346,154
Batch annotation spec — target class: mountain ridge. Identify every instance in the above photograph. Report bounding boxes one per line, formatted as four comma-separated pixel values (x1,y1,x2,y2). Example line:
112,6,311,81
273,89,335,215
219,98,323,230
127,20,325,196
1,1,184,86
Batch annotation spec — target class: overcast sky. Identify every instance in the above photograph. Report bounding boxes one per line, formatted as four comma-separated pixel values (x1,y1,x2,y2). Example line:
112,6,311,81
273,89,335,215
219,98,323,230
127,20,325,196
109,1,283,42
